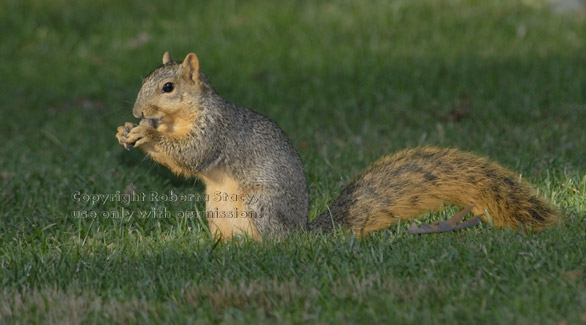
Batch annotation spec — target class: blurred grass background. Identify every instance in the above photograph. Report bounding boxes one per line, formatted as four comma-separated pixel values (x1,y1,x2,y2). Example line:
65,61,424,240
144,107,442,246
0,0,585,323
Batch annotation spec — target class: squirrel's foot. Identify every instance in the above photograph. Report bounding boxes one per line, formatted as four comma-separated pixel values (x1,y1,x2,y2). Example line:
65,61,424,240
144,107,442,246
407,206,484,235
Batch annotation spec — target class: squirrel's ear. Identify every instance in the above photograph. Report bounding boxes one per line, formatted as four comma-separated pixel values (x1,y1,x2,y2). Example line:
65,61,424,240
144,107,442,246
181,53,200,82
162,51,173,64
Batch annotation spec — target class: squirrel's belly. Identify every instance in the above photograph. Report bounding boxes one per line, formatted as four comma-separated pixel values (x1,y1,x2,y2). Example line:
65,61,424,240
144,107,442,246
199,169,260,239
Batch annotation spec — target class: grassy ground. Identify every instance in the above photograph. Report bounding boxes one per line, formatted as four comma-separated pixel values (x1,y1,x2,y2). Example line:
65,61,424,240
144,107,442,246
1,0,585,323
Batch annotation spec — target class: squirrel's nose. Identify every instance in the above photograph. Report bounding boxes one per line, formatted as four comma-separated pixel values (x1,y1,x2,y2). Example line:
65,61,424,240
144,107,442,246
132,104,143,119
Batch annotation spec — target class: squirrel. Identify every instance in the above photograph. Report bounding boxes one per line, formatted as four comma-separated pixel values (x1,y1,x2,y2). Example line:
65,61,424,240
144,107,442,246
116,52,561,240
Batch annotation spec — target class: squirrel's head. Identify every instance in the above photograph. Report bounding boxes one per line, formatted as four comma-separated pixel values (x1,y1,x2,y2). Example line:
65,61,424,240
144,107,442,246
133,52,213,134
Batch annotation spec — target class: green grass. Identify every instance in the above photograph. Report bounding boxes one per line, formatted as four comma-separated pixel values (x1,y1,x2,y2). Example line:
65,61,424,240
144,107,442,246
1,0,585,323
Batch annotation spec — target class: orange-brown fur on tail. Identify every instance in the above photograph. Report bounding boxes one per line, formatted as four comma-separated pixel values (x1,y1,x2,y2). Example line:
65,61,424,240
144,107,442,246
310,147,560,234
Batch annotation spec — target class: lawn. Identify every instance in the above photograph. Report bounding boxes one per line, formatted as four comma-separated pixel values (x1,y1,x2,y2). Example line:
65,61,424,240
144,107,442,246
1,0,585,323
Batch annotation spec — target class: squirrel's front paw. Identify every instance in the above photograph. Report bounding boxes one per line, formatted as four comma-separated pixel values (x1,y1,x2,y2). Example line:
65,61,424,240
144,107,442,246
117,122,156,150
119,124,156,149
116,122,138,150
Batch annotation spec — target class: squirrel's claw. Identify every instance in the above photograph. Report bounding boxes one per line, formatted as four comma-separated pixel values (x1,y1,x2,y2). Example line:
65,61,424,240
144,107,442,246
408,206,483,235
116,122,139,149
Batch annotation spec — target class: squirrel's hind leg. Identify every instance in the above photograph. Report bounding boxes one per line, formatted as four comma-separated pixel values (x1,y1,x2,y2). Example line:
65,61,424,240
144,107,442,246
407,206,484,234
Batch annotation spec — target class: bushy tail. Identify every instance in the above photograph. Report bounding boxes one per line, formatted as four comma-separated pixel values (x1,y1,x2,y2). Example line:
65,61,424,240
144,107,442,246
309,147,560,234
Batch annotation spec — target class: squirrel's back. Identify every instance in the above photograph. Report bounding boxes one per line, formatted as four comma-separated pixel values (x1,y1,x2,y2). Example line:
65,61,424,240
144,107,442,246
310,146,560,234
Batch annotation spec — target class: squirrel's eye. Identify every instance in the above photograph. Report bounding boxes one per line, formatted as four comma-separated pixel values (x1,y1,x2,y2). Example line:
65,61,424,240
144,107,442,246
161,82,174,93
